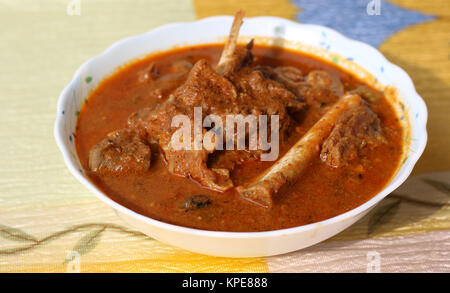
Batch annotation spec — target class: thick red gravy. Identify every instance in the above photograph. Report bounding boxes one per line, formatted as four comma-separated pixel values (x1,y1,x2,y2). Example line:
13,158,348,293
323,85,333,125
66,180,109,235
75,44,403,232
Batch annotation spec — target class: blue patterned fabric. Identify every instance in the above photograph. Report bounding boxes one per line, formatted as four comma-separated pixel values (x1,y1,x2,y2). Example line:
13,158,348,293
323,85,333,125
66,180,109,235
292,0,435,47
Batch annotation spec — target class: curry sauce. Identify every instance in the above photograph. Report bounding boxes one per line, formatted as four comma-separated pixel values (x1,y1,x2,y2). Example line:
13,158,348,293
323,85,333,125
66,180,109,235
75,44,403,232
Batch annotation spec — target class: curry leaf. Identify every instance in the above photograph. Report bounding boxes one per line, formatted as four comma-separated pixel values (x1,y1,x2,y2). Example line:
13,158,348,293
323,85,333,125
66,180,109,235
423,178,450,196
368,199,401,235
0,224,38,243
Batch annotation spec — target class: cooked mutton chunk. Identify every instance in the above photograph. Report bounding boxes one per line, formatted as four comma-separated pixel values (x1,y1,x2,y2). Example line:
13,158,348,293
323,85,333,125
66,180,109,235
90,11,306,192
173,59,239,114
255,66,344,98
320,98,385,168
128,60,239,191
232,68,305,114
230,68,305,140
256,67,343,113
255,65,305,95
127,56,305,191
89,129,151,175
208,149,258,172
305,70,344,98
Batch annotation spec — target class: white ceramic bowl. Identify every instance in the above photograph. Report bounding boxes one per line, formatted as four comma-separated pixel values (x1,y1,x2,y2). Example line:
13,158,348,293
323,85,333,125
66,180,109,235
55,16,427,257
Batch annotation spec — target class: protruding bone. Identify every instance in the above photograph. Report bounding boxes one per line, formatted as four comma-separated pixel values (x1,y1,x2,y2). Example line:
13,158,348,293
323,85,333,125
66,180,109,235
216,10,245,72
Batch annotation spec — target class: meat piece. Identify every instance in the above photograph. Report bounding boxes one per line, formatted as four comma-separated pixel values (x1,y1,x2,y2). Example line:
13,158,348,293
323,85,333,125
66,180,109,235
89,129,151,175
233,68,305,113
288,70,344,114
126,56,306,192
256,66,304,91
162,61,237,191
320,99,385,168
129,111,234,191
274,66,304,83
350,85,383,103
128,61,237,191
255,67,342,115
137,60,192,84
256,67,344,99
236,94,364,208
255,66,304,93
128,96,183,146
167,148,233,191
208,150,258,171
134,61,192,100
306,70,344,97
230,68,306,140
173,59,238,113
169,60,193,75
299,70,345,121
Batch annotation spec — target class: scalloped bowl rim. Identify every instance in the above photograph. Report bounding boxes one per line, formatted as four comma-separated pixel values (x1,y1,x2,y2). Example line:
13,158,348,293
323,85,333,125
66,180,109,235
54,16,428,241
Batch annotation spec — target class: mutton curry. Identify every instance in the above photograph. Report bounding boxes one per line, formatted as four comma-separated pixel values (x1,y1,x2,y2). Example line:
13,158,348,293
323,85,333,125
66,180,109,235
75,12,404,232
